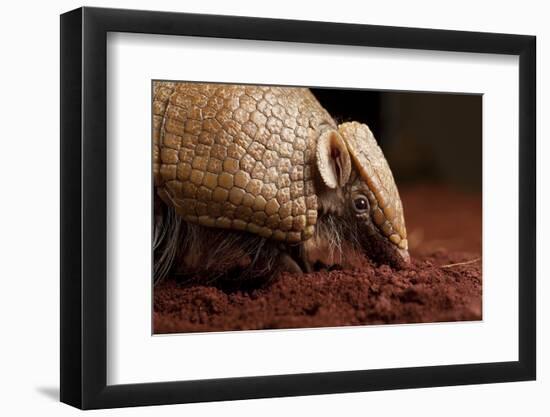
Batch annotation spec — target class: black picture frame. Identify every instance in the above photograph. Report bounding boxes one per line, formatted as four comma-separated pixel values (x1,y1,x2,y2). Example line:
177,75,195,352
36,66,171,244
60,6,536,410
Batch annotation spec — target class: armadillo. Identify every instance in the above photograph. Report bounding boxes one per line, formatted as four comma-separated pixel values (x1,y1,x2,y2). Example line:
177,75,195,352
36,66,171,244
153,81,409,281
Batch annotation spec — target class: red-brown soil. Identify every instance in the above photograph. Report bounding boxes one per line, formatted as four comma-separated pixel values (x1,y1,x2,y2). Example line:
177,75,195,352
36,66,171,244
154,184,482,333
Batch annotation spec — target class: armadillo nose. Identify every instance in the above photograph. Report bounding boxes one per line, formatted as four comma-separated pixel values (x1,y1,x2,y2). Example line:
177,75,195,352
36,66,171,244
397,247,411,264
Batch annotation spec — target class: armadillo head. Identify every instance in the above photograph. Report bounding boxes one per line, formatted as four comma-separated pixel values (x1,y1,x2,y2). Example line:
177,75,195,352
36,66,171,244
315,121,409,267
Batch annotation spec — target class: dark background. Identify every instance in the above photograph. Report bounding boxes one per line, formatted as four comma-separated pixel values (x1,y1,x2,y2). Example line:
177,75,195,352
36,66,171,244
311,89,482,191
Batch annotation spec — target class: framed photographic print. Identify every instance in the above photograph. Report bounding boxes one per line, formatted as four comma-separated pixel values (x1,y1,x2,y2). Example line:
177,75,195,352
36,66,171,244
60,6,536,409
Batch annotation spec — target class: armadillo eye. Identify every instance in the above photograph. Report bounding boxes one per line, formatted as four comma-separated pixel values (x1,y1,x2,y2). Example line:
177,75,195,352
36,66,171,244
353,196,369,213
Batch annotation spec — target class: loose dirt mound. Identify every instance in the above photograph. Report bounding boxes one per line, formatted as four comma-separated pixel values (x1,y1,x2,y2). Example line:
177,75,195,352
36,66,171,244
154,184,482,333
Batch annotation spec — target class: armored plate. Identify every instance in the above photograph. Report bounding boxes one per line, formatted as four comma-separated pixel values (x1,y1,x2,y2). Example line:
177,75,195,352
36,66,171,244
153,82,336,243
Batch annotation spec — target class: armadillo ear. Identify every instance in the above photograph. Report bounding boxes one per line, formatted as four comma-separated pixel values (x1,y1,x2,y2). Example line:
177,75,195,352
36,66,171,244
316,129,352,189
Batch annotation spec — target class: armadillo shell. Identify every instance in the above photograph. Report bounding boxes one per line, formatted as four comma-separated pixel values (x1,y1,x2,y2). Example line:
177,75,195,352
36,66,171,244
153,82,336,243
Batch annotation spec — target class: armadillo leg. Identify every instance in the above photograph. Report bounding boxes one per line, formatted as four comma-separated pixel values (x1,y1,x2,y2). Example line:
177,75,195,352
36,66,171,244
281,244,313,273
299,246,313,273
278,252,304,274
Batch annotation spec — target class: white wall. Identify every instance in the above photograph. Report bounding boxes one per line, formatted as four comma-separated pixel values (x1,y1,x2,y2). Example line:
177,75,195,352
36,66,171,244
0,0,546,415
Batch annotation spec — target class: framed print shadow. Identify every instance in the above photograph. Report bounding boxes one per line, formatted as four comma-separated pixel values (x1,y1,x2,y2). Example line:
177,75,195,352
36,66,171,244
60,6,536,410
